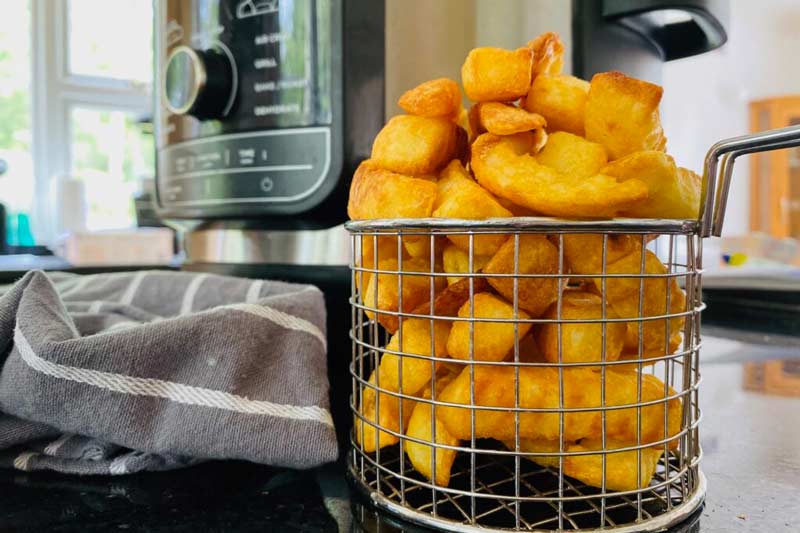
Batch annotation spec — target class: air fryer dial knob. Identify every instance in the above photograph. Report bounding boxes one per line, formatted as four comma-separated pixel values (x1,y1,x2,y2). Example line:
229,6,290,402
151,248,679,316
164,45,234,119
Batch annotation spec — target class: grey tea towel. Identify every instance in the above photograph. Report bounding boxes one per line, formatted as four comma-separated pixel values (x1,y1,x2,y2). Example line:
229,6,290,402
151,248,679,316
0,270,337,474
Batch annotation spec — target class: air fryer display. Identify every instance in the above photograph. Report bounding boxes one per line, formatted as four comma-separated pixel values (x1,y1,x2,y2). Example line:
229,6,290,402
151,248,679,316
156,0,341,213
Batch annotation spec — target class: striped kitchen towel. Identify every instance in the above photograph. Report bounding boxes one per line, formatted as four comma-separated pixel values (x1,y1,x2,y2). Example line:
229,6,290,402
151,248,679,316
0,270,337,474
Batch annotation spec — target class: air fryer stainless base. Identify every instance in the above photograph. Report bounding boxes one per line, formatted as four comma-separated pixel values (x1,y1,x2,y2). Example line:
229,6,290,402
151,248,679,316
182,225,349,266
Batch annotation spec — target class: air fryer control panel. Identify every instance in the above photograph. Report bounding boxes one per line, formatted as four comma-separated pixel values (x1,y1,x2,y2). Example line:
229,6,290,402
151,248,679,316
155,0,366,222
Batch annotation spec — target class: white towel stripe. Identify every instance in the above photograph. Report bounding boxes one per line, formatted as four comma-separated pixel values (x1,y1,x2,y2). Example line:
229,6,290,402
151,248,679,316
44,433,74,456
224,303,326,349
245,279,264,303
13,451,37,471
89,301,104,314
60,275,95,298
109,456,129,475
180,274,208,315
119,272,147,306
13,326,333,427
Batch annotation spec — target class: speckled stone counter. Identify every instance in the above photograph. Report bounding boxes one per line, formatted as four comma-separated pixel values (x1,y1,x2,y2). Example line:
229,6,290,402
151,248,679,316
1,336,798,532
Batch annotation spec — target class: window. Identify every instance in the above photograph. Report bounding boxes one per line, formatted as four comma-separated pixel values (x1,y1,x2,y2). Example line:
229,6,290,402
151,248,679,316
71,108,155,231
67,0,153,85
0,1,33,236
0,0,155,246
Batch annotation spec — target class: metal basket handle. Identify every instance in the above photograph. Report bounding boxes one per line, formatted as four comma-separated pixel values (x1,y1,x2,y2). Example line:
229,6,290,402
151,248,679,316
701,124,800,237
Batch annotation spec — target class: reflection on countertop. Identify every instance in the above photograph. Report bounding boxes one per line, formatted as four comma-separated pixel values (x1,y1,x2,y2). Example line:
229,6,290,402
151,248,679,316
0,336,798,532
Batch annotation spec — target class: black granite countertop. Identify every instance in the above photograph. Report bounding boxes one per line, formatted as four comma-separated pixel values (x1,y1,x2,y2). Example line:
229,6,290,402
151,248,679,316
1,335,798,532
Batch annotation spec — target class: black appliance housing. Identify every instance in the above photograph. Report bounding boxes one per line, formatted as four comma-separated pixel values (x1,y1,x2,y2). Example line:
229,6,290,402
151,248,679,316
573,0,728,82
155,0,384,229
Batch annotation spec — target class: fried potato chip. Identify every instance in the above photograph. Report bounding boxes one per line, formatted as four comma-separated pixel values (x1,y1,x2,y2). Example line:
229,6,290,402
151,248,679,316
535,291,626,363
348,160,438,220
471,133,648,218
559,233,648,275
585,71,666,160
362,256,446,333
475,102,546,136
370,115,460,175
523,74,589,136
379,317,452,397
404,372,460,486
432,160,513,256
495,196,539,216
402,234,446,260
536,131,608,179
531,127,549,155
442,243,491,285
527,31,565,77
355,234,409,291
507,438,563,469
447,292,533,362
398,78,462,120
410,276,490,318
619,332,682,368
355,371,417,452
437,366,681,444
461,47,532,102
514,438,663,491
518,332,545,362
564,439,664,491
599,250,686,358
483,234,561,317
601,151,701,219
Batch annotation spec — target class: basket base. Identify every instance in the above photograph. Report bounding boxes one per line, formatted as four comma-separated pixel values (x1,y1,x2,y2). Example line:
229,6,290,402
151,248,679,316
348,458,706,533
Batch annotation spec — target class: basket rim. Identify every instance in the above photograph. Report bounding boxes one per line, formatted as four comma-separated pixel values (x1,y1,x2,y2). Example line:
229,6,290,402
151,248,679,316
344,217,699,234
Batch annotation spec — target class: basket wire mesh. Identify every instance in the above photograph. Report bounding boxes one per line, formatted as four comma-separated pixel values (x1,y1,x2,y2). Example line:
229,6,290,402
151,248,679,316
346,125,800,532
347,221,702,532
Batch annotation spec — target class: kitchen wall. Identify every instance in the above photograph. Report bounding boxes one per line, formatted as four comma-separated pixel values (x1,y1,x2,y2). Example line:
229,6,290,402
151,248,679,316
661,0,800,236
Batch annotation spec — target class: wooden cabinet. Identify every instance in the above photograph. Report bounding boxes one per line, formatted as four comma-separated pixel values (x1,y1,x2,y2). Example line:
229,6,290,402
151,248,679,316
749,96,800,238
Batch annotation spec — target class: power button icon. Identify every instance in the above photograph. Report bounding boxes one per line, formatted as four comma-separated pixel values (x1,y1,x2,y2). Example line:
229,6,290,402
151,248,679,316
260,176,274,193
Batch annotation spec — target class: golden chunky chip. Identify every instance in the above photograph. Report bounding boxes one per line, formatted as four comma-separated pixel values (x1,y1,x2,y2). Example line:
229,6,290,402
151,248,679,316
355,371,417,452
585,71,666,160
436,366,681,444
379,317,452,396
447,292,533,362
475,102,547,136
527,31,565,77
524,74,589,136
411,276,490,318
601,151,701,219
432,160,513,256
560,233,648,275
442,243,491,285
404,372,460,486
535,291,626,363
348,160,438,220
531,127,549,155
483,234,561,317
599,250,686,358
563,439,664,491
461,47,532,102
507,438,562,469
362,256,446,333
355,234,408,291
536,131,608,178
471,133,648,218
514,438,664,491
371,115,460,174
398,78,462,120
402,234,445,260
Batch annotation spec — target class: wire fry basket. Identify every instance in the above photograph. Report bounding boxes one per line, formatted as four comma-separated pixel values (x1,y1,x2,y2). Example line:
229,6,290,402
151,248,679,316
345,126,800,532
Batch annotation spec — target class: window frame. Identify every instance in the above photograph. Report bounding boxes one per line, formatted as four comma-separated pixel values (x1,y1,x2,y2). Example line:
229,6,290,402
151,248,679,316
30,0,152,244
